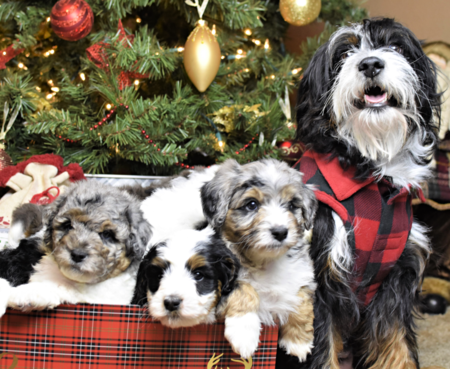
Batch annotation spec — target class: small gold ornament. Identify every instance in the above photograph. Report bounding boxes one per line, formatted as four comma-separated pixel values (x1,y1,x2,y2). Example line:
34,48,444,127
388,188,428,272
280,0,321,26
184,20,221,92
210,104,268,133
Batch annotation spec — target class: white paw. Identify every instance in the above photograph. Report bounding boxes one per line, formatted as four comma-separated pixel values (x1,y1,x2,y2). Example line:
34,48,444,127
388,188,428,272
8,283,62,312
0,278,12,317
225,313,261,359
278,338,313,362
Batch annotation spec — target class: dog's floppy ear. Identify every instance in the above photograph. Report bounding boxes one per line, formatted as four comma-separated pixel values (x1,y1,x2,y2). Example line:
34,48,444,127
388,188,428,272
300,183,318,231
295,42,332,142
201,159,242,231
211,237,240,296
130,245,156,305
125,206,152,261
43,193,70,252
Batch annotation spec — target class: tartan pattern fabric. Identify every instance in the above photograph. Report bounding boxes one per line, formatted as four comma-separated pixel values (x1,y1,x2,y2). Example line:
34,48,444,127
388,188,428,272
0,304,278,369
422,149,450,202
294,150,413,306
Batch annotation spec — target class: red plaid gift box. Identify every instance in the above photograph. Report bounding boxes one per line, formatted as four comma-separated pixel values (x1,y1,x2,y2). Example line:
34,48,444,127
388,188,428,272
0,304,278,369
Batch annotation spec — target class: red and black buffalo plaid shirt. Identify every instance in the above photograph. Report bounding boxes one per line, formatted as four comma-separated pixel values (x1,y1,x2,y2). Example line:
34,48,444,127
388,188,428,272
294,150,425,306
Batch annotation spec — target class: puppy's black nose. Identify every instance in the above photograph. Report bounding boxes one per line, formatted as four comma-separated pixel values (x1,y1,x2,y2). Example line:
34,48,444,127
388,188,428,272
70,249,88,263
271,227,288,242
358,57,385,78
164,296,182,312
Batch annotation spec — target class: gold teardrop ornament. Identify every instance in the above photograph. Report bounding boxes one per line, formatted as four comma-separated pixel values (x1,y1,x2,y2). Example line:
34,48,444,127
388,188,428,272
183,20,221,92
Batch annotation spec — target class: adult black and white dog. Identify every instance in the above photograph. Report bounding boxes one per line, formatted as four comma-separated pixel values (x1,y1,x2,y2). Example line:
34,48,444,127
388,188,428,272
279,18,441,369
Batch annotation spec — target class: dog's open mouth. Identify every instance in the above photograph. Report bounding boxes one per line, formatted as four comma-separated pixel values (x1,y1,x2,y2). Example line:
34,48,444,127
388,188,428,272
364,86,387,107
355,86,397,109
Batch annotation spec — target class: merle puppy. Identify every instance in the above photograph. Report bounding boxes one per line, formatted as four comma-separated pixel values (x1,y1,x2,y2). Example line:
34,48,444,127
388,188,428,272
279,18,441,369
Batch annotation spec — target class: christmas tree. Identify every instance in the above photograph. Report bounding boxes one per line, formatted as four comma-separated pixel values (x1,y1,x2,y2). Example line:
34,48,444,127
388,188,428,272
0,0,367,175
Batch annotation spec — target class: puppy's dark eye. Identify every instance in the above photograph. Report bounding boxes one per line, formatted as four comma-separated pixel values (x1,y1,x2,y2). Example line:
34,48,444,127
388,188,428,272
244,199,259,212
60,220,73,231
99,230,116,243
289,201,300,212
193,271,204,281
388,45,403,54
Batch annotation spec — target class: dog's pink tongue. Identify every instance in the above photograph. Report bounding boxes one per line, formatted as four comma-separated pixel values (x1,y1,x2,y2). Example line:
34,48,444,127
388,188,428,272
365,92,387,104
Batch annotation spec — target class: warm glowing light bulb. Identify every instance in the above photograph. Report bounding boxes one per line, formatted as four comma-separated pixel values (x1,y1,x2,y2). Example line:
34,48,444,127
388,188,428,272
18,63,24,68
237,49,243,55
212,25,216,35
198,19,206,26
271,74,275,79
44,52,49,57
236,55,243,59
47,17,50,22
221,55,225,59
50,49,55,54
46,93,53,100
51,87,59,92
36,86,41,92
264,39,270,50
106,104,112,110
2,52,6,56
134,79,140,85
218,141,224,147
244,29,252,36
292,68,299,75
244,68,250,72
252,39,261,46
177,47,184,52
80,73,86,81
48,79,53,85
136,17,142,23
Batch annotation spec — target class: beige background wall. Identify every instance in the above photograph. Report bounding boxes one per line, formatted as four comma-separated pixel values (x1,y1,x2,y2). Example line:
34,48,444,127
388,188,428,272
363,0,450,43
285,0,450,56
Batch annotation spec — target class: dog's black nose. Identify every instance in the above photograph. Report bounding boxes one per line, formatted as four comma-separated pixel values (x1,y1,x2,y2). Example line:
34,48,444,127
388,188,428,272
271,227,288,242
164,296,182,312
70,249,88,263
358,57,385,78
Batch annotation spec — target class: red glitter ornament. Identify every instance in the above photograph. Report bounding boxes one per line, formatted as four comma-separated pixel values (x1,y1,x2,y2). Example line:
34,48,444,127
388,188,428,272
50,0,94,42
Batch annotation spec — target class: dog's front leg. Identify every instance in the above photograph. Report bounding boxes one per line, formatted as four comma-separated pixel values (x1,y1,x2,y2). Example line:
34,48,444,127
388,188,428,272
278,286,315,362
354,223,429,369
222,281,261,359
276,287,342,369
7,281,79,312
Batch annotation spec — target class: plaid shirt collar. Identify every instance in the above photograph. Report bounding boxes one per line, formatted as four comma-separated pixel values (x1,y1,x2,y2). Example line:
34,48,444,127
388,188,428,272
311,151,375,201
311,151,425,204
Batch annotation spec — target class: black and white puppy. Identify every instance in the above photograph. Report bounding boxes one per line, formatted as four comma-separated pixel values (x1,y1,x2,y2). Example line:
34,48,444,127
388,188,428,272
0,181,151,316
131,227,240,328
284,18,441,369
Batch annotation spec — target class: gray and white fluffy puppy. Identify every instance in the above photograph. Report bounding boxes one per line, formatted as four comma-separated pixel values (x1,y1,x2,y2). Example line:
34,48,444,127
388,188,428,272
201,159,317,361
0,180,151,316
